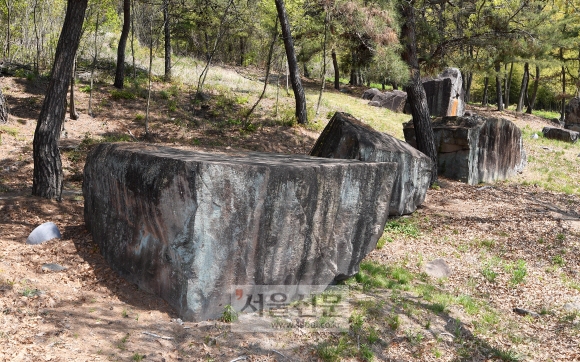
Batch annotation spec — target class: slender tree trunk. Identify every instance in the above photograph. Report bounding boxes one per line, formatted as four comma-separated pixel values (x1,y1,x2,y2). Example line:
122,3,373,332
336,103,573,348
239,37,245,66
316,9,329,115
195,0,234,99
526,66,540,114
400,0,437,185
516,63,529,112
145,17,153,136
495,62,503,111
33,0,88,200
482,77,489,106
464,71,472,103
33,0,40,74
4,0,11,60
245,17,278,123
131,0,136,79
114,0,130,89
332,49,339,90
505,62,513,108
69,56,78,120
163,0,171,81
88,8,100,117
350,49,356,85
561,64,566,122
274,0,307,124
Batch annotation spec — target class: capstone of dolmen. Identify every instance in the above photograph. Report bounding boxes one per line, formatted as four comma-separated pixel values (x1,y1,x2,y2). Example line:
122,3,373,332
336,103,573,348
310,112,432,216
542,127,579,143
565,97,580,132
362,88,382,100
421,68,465,117
403,115,526,185
83,143,397,321
369,90,408,113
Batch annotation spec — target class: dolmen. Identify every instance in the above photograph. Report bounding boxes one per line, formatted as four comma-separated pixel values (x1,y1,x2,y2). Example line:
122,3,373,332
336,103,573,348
542,127,579,143
364,68,465,118
403,115,526,185
565,97,580,132
83,143,397,321
310,112,432,216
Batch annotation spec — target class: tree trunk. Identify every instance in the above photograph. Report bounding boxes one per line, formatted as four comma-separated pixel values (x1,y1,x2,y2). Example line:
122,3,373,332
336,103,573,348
332,49,339,90
114,0,130,89
69,56,79,120
316,8,329,115
33,0,88,200
505,62,513,108
400,0,437,185
274,0,307,124
464,71,472,103
163,0,171,81
303,63,310,78
516,63,529,112
4,0,11,60
239,37,245,66
0,89,8,124
526,66,540,114
561,64,566,122
495,62,503,111
482,77,489,106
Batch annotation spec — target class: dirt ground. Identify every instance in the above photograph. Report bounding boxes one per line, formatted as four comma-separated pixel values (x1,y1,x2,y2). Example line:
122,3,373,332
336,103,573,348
0,74,579,361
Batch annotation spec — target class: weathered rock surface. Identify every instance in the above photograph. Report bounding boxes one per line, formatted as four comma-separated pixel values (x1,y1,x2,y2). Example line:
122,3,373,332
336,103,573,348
425,259,450,279
0,89,7,124
368,90,408,113
403,115,526,185
83,143,397,321
310,112,432,215
420,68,465,117
565,97,580,132
362,88,382,100
542,127,579,143
26,222,61,245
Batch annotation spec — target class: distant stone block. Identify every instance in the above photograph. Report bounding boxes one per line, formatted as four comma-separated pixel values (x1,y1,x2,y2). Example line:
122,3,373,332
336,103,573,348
403,115,526,185
542,127,579,143
362,88,382,100
310,112,432,215
83,143,397,321
422,68,465,117
369,90,408,113
565,97,580,132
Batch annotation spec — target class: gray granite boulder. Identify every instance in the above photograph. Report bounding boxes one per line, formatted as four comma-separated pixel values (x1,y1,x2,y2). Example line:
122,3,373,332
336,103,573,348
362,88,382,100
310,112,432,215
369,90,408,113
422,68,465,117
565,97,580,132
542,127,579,143
403,115,526,185
83,143,397,321
26,222,61,245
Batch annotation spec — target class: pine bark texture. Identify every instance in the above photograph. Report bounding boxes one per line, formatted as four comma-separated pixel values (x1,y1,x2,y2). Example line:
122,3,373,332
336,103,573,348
163,0,171,81
33,0,88,200
332,49,339,90
114,0,130,89
517,63,529,112
400,0,438,185
526,66,540,114
275,0,307,124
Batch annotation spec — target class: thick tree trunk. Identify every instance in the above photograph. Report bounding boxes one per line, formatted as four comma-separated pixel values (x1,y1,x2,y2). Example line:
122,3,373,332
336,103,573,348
332,49,339,90
516,63,529,112
495,62,503,111
400,0,437,185
163,0,171,81
526,66,540,114
114,0,130,89
274,0,307,124
0,89,8,124
33,0,88,200
482,77,489,106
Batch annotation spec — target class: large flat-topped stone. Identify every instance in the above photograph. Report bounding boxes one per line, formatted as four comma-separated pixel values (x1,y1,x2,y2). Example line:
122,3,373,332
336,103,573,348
403,115,526,185
368,90,408,113
310,112,431,216
83,143,397,321
542,127,579,143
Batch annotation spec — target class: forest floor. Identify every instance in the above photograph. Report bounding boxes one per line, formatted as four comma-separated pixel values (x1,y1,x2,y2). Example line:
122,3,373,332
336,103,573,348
0,67,579,362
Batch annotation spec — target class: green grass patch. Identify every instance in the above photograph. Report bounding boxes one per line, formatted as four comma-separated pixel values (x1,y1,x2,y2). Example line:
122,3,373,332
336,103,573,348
111,89,137,100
